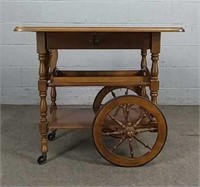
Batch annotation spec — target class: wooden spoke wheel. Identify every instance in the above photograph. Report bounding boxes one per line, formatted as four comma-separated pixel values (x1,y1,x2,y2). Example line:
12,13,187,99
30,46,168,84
93,86,148,113
93,95,167,167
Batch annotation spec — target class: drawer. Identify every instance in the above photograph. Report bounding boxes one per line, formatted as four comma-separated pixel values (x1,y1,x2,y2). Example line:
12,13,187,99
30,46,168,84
46,32,151,49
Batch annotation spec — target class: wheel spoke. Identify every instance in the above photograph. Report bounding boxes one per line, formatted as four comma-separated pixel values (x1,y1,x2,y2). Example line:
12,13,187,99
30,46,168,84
125,88,129,95
111,90,116,98
122,104,131,124
108,114,126,128
134,111,149,126
113,105,121,117
102,130,124,136
134,136,152,150
128,138,134,158
136,127,158,133
112,137,126,152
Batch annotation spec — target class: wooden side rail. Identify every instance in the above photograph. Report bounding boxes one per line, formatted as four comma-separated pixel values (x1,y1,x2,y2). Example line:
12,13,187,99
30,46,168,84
48,70,150,86
54,70,143,77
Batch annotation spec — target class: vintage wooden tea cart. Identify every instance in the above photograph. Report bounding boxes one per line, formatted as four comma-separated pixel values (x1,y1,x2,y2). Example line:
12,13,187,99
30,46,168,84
14,26,184,166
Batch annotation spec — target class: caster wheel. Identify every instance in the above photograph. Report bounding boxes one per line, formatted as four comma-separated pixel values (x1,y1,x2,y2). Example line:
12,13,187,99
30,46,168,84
93,95,167,167
93,86,148,113
48,132,56,141
37,154,47,165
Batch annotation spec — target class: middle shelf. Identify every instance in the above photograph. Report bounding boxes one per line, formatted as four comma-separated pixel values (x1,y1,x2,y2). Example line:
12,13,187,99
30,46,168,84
49,70,149,86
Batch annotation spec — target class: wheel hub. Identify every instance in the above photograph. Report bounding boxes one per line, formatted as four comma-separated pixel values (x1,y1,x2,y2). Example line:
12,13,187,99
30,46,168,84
125,126,136,138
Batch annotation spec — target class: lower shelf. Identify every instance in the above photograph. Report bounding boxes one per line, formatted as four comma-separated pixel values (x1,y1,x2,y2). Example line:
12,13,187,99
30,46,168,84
48,107,94,129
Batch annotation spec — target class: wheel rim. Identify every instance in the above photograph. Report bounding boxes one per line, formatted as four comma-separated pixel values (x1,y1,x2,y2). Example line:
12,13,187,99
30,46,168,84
93,95,167,167
93,86,148,113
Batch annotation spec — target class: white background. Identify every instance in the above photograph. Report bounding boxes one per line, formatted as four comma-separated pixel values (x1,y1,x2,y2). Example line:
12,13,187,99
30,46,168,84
0,0,200,105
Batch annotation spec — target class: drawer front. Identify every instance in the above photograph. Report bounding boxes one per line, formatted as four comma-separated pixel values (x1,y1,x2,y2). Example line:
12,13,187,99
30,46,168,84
46,32,151,49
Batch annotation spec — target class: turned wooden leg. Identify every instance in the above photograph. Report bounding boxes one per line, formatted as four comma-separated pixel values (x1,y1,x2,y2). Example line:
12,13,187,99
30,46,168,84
48,50,58,141
49,49,58,74
140,49,148,97
50,87,57,114
37,52,48,165
141,49,147,70
150,53,159,105
149,52,160,127
47,86,57,141
48,49,58,114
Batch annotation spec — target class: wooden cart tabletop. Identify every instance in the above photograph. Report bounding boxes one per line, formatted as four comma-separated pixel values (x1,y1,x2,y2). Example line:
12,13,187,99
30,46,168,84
14,26,184,32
